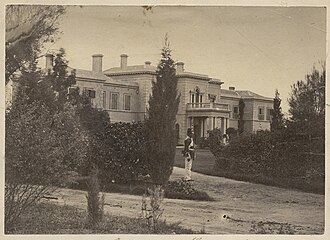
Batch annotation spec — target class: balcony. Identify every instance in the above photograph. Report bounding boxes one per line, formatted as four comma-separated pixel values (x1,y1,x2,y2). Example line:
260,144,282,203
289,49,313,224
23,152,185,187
186,102,229,112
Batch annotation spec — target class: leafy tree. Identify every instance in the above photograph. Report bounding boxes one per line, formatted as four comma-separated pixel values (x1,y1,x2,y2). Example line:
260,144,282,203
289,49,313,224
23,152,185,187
5,5,65,84
5,51,87,231
271,89,284,131
238,98,245,135
145,35,180,185
288,65,325,138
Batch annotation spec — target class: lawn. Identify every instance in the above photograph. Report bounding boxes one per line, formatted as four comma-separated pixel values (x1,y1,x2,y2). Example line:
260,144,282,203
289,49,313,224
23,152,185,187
7,202,196,234
174,148,217,176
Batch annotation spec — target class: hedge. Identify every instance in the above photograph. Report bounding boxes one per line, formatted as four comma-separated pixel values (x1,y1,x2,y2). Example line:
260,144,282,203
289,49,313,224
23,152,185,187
209,129,325,194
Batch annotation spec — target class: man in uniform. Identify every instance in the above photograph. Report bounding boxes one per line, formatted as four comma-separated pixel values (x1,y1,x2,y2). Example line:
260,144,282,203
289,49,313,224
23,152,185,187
182,128,195,181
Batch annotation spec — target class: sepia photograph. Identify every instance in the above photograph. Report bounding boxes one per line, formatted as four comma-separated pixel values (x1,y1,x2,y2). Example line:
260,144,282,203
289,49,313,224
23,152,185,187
2,2,327,238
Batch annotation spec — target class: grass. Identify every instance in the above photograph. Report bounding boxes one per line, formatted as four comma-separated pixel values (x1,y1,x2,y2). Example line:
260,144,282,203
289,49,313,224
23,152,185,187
174,148,217,176
7,202,195,234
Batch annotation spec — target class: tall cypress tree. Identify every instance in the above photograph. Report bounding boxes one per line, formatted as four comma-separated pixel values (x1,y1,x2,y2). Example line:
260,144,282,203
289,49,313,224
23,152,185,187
146,35,180,185
271,89,284,131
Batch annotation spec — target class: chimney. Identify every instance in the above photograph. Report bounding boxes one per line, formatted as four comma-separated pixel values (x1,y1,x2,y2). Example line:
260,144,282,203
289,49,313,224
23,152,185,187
145,61,151,68
176,62,184,73
45,54,54,71
229,87,236,91
120,54,128,69
92,54,103,72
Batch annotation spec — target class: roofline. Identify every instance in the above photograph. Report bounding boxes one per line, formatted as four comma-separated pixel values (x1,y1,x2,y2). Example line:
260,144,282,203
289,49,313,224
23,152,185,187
104,70,157,76
177,73,210,81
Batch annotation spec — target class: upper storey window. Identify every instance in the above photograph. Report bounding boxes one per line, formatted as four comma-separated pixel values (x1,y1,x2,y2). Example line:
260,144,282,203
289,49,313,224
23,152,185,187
124,94,131,111
190,87,203,106
258,106,265,120
83,87,96,98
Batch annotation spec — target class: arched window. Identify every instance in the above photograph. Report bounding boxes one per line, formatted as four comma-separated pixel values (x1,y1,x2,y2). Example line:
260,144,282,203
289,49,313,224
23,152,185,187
190,87,203,107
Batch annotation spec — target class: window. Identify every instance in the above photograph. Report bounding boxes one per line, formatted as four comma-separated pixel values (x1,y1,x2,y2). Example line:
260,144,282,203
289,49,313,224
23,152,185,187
110,93,119,110
258,107,265,120
266,108,272,121
102,91,106,109
191,94,195,103
124,94,131,111
233,106,239,119
83,88,96,98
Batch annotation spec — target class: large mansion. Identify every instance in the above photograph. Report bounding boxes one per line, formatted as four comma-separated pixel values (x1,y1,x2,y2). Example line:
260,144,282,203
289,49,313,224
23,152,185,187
7,53,274,145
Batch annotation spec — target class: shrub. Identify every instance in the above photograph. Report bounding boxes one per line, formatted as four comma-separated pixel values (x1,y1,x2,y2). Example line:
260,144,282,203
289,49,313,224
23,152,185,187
211,129,325,193
164,179,213,201
99,121,149,185
207,128,223,151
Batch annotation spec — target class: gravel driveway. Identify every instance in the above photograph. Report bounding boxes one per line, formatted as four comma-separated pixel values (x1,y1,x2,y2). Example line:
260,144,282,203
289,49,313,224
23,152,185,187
48,167,325,234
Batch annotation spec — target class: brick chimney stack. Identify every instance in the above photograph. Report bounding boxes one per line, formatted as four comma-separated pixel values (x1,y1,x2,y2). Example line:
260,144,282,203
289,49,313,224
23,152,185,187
92,54,103,73
120,54,128,69
176,62,184,73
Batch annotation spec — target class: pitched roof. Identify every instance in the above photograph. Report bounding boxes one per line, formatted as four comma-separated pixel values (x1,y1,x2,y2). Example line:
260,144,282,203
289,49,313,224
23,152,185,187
103,65,157,75
220,89,241,98
236,90,273,101
68,67,138,87
104,65,211,80
67,67,111,81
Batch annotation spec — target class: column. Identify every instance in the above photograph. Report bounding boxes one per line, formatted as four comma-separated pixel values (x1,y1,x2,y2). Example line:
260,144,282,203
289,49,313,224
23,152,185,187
209,117,214,131
221,117,225,134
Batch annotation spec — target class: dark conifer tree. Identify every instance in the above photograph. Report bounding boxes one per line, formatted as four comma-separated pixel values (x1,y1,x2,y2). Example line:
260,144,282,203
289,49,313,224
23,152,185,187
146,35,180,185
271,89,284,131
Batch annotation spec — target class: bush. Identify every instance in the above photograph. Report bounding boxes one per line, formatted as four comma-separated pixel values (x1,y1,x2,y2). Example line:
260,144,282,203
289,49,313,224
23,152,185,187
207,128,223,151
164,179,213,201
98,121,149,185
210,129,325,193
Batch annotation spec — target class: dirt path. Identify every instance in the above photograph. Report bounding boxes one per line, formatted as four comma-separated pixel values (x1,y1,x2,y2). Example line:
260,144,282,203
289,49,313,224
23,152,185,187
48,167,324,234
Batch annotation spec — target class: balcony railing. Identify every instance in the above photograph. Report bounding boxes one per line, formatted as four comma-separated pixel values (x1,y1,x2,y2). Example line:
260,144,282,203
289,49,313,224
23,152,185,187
187,102,229,111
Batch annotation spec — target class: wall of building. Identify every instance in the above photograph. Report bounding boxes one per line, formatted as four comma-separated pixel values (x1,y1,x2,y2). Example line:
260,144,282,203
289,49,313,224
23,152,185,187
109,74,156,121
251,99,273,132
76,78,140,123
76,79,105,108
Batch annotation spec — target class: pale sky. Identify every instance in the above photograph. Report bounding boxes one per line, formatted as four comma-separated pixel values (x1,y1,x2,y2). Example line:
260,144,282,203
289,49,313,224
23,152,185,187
43,6,326,114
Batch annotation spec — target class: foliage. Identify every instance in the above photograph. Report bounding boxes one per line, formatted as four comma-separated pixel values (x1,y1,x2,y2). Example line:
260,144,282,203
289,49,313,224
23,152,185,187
8,202,195,234
238,98,245,135
288,65,325,138
226,127,238,141
210,129,325,193
5,5,66,84
198,137,209,149
164,179,213,201
207,128,223,151
5,51,87,230
99,122,149,185
271,89,285,131
145,35,180,185
141,185,165,232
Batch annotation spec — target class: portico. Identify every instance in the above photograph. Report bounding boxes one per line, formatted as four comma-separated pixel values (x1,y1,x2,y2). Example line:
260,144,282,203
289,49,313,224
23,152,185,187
186,102,230,144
